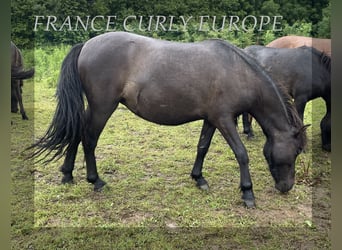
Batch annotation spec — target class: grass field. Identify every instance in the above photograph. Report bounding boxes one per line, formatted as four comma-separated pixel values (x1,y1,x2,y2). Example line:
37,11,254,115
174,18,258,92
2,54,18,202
10,47,331,249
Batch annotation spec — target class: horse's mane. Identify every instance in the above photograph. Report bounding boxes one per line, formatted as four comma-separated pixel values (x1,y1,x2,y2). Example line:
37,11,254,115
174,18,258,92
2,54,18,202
299,46,331,72
217,40,302,124
212,39,307,147
320,52,331,72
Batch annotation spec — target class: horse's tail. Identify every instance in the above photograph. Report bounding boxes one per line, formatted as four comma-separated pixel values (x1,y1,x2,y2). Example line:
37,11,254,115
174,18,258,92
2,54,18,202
11,66,35,80
27,43,85,163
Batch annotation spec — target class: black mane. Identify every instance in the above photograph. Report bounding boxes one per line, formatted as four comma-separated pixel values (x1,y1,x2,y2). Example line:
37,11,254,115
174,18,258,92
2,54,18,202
216,39,304,132
299,46,331,72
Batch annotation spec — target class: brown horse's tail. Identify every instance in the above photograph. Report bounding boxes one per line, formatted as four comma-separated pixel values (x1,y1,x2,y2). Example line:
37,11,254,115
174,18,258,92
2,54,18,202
11,66,34,80
27,43,85,163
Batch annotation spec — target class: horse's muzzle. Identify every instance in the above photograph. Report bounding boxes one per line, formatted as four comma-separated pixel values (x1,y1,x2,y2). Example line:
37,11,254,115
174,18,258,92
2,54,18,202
275,181,294,193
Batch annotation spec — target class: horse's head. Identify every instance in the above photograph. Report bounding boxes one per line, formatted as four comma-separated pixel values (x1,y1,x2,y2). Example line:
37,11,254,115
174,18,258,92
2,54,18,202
263,125,308,193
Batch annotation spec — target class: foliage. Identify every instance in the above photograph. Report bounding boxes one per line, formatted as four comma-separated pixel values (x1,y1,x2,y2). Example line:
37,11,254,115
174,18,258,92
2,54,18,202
33,45,71,88
11,0,330,48
315,2,331,38
282,21,312,37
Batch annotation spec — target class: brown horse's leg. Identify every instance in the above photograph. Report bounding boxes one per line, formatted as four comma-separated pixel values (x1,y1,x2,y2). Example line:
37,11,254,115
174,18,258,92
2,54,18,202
82,102,119,191
15,79,28,120
214,116,255,208
11,82,19,113
191,119,216,190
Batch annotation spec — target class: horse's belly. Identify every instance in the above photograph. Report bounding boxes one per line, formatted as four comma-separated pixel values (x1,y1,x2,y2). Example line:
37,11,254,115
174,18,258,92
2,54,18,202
135,107,200,125
121,81,204,125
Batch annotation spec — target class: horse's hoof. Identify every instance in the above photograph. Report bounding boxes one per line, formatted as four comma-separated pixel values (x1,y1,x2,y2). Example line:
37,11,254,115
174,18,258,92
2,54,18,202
247,134,254,140
61,175,74,184
94,179,106,192
243,199,256,208
198,183,210,191
241,188,255,208
322,144,331,152
193,177,209,191
22,115,29,120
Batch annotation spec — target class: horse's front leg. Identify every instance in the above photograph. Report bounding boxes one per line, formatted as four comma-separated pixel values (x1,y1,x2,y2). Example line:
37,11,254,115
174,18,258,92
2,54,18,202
242,112,254,139
215,116,255,208
294,97,307,121
320,112,331,152
191,120,216,190
320,97,331,151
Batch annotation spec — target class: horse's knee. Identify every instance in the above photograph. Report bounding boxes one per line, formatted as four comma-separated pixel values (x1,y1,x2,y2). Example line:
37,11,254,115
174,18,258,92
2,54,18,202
197,145,209,156
82,134,97,153
236,150,249,166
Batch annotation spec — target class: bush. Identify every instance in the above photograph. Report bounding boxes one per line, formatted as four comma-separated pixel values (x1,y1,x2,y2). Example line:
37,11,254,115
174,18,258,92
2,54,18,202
33,45,71,88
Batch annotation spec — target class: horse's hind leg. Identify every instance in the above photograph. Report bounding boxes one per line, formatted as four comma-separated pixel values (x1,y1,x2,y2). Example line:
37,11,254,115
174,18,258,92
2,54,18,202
16,80,28,120
191,120,216,190
82,102,119,191
60,137,81,184
11,82,18,113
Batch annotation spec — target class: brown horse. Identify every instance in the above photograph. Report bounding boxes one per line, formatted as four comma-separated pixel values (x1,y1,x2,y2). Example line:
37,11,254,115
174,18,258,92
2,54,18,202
267,35,331,57
11,41,34,120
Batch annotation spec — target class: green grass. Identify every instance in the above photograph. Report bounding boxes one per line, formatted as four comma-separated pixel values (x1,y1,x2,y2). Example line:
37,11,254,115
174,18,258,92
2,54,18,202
11,47,331,249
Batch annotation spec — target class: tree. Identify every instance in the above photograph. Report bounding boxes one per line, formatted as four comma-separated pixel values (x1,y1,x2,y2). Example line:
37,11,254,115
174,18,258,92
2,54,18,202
315,1,331,38
11,0,331,46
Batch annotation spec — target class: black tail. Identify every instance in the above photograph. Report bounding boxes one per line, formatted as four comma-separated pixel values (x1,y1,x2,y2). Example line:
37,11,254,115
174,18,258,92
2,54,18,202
27,43,85,162
11,66,35,80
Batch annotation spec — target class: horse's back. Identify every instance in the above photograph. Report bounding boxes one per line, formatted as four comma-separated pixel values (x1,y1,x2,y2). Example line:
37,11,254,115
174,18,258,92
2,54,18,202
245,45,330,99
267,35,331,56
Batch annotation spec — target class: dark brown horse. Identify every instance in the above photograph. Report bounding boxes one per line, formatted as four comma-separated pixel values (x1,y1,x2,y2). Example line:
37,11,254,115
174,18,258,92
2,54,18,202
243,45,330,151
11,41,34,120
29,32,307,208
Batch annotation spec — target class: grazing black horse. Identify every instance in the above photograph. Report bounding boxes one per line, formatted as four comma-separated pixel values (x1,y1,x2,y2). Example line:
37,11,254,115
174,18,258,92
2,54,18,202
11,41,34,120
243,45,331,151
29,32,307,208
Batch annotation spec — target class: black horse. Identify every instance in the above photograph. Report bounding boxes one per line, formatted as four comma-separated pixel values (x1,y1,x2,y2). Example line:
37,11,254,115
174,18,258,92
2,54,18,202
11,41,34,120
29,32,307,208
243,45,330,151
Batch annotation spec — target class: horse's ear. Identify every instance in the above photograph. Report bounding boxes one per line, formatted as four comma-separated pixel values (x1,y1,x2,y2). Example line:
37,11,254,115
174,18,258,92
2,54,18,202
294,124,311,138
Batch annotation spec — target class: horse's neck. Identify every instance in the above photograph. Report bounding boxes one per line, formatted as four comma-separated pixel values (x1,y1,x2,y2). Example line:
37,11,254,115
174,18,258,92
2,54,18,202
251,91,292,137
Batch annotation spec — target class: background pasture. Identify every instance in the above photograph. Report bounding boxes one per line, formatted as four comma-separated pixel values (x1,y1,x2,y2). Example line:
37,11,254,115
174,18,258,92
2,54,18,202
10,46,331,248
